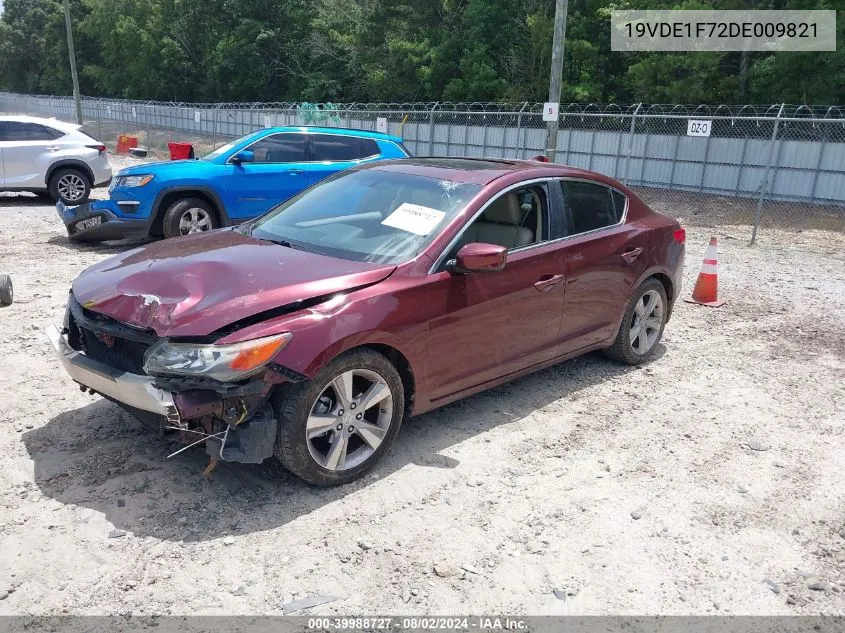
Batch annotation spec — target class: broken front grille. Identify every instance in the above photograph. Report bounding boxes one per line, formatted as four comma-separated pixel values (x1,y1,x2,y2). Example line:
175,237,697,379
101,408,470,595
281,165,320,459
67,294,157,376
77,326,150,374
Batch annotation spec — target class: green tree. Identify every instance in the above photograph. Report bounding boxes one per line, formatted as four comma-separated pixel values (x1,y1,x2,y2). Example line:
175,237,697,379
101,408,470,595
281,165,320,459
1,0,842,104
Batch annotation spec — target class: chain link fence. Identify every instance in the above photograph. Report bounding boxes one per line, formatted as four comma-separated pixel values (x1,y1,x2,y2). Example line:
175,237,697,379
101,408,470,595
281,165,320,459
1,93,843,241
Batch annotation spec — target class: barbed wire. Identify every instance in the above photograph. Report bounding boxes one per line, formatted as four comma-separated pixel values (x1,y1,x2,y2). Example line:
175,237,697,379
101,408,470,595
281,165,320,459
3,92,843,120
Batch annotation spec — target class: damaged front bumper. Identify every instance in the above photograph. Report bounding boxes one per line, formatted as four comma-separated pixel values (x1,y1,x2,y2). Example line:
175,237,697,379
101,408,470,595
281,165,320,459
56,200,149,242
47,323,180,424
47,323,280,464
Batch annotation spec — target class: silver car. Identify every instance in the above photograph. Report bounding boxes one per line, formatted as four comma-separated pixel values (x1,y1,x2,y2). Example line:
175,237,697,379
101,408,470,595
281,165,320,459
0,115,113,205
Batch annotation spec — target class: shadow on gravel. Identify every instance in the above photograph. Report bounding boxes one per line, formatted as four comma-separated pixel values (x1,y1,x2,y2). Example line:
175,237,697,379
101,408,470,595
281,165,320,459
22,347,662,542
0,193,48,206
46,234,147,254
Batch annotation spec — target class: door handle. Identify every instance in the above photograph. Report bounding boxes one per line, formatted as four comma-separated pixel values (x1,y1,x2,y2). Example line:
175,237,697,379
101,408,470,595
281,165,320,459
285,169,304,175
46,146,61,151
534,273,565,293
621,247,644,263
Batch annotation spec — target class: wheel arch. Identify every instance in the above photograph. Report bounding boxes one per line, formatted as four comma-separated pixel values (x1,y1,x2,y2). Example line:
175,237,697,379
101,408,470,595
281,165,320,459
150,187,231,237
361,343,416,417
277,331,421,418
648,272,674,307
46,160,94,187
608,267,677,343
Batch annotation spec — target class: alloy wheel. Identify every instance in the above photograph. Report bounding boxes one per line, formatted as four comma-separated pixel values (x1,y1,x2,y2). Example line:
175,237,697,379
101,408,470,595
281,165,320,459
306,368,394,471
178,208,213,234
57,173,87,202
629,289,664,354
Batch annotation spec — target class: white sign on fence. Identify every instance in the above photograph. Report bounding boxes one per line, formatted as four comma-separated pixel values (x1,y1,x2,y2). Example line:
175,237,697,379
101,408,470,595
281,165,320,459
542,102,559,122
263,115,273,128
131,107,136,118
376,117,388,134
194,111,201,123
687,119,712,137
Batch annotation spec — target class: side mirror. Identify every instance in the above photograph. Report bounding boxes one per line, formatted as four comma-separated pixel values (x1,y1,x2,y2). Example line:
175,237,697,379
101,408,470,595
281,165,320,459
448,243,507,274
231,150,254,164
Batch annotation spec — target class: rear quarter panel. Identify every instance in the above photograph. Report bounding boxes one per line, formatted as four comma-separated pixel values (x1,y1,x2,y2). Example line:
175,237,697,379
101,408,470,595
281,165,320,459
630,193,685,306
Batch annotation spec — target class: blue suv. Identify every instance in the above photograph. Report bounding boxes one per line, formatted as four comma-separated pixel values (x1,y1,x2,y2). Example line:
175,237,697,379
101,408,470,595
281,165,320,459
57,126,409,241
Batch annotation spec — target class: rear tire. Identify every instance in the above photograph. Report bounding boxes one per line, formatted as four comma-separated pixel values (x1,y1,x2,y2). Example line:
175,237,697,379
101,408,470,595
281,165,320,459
49,168,91,205
604,278,667,365
0,274,12,306
272,348,405,486
162,197,217,238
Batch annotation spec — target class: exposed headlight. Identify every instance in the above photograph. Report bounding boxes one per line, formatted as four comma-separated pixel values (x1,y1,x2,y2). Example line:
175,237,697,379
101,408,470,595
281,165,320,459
143,333,292,382
115,174,154,188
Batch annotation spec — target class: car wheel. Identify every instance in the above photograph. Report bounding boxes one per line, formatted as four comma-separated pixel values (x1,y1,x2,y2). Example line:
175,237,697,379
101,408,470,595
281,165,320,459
49,168,91,205
0,274,12,306
272,348,405,486
162,198,217,238
604,278,668,365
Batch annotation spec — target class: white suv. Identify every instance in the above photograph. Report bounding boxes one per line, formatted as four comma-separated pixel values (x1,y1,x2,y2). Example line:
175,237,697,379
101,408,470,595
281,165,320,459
0,115,112,205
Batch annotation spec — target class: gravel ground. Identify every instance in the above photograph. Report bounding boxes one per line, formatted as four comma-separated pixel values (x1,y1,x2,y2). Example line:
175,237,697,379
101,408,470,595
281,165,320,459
0,158,843,616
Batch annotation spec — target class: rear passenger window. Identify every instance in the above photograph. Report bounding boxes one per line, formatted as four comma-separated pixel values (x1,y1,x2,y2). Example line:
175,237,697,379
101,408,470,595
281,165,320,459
312,134,376,162
560,181,625,235
1,122,63,141
612,190,627,218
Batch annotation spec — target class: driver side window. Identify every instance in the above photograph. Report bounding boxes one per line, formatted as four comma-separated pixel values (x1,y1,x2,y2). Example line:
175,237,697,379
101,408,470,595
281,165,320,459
449,184,548,259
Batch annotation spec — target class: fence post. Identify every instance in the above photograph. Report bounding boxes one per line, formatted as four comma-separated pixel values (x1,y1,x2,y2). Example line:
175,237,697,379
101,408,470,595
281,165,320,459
515,102,527,159
751,103,785,245
428,102,439,155
212,104,220,149
622,103,642,185
808,113,832,204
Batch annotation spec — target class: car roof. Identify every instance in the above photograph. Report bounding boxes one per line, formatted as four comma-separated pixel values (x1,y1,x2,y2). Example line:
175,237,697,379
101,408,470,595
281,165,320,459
265,126,404,144
0,115,82,133
359,157,619,186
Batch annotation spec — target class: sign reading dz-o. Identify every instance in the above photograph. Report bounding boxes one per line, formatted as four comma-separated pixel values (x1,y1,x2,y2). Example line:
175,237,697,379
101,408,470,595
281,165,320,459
687,119,712,137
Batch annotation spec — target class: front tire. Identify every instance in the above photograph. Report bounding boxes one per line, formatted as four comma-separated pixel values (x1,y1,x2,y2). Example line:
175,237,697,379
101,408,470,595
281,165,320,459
604,278,668,365
162,197,217,238
273,348,405,486
49,168,91,205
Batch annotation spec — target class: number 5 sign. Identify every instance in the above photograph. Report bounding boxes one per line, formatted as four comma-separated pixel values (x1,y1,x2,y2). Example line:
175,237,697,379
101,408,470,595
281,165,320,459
542,102,559,122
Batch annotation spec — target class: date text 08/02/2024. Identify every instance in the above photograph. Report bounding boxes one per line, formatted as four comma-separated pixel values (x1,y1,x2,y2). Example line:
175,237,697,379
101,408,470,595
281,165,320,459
306,617,528,630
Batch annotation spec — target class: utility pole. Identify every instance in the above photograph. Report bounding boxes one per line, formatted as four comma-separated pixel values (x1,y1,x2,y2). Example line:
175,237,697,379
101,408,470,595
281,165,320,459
545,0,568,161
62,0,83,124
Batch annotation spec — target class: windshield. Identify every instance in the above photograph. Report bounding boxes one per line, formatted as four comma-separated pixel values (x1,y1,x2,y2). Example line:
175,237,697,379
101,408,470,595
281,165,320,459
250,169,480,264
202,139,241,161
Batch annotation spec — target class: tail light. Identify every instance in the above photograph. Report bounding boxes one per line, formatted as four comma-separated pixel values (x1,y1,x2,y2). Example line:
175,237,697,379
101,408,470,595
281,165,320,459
673,228,686,244
87,144,107,155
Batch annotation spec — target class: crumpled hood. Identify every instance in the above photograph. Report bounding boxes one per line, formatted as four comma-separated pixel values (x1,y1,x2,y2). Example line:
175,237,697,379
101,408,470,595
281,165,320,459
72,230,396,337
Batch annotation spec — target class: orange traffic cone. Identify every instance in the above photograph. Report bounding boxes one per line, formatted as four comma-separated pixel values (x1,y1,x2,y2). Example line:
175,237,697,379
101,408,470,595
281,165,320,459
684,236,725,307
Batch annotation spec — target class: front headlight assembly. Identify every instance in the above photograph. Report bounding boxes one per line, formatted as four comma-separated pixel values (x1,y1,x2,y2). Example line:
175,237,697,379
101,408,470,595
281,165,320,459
114,174,154,189
143,333,292,382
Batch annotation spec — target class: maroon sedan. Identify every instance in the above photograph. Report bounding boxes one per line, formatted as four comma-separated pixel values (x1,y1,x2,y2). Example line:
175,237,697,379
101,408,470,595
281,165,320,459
49,158,685,485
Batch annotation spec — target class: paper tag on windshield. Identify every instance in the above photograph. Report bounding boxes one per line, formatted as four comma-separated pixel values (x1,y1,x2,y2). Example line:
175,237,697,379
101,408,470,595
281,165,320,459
381,203,445,236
